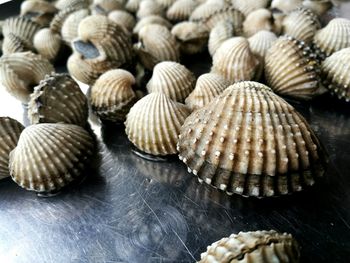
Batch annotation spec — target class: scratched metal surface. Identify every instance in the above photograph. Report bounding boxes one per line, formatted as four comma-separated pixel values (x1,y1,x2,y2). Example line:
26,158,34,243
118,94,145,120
0,1,350,263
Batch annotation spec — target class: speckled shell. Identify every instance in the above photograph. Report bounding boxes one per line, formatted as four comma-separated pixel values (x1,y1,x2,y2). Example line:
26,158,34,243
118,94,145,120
91,0,124,15
208,21,235,57
28,73,88,126
265,36,320,100
9,123,95,192
271,0,303,14
125,0,142,13
166,0,198,22
108,10,136,32
231,0,270,16
133,15,172,36
125,93,190,156
178,81,328,197
61,9,90,46
303,0,333,16
0,117,24,180
185,73,229,111
243,9,273,37
0,52,54,103
20,0,57,26
33,28,62,61
147,61,196,102
136,0,164,19
90,69,137,122
198,230,300,263
211,37,259,84
282,7,321,43
321,48,350,102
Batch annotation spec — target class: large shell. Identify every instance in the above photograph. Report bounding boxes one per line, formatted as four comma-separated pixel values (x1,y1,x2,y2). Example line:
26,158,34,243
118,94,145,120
211,37,259,84
125,93,190,156
9,123,95,193
0,52,54,103
185,73,229,111
108,10,136,32
0,117,24,180
136,0,164,19
125,0,142,13
147,61,196,102
208,21,235,57
198,230,300,263
133,15,172,36
166,0,198,23
91,0,124,15
33,28,62,61
61,9,90,46
178,81,328,197
231,0,270,16
271,0,303,14
90,69,137,122
303,0,333,17
28,73,88,126
265,36,320,100
243,8,273,37
20,0,57,26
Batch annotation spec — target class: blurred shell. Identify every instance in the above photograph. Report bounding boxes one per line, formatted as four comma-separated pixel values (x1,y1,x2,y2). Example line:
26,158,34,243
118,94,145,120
185,73,229,111
147,61,196,102
28,73,88,126
0,52,54,103
125,93,190,156
205,7,245,32
91,0,124,15
125,0,142,13
271,0,303,14
2,33,33,55
90,69,137,122
55,0,90,10
321,48,350,102
108,10,136,32
178,81,328,197
166,0,198,22
133,15,172,36
9,123,95,193
231,0,270,16
198,230,300,263
136,0,164,19
61,9,90,46
208,21,234,57
156,0,176,9
211,37,259,84
265,36,320,100
0,117,24,180
271,10,285,35
50,5,83,33
282,7,321,43
20,0,57,26
190,0,229,22
243,8,273,37
33,28,62,61
303,0,333,16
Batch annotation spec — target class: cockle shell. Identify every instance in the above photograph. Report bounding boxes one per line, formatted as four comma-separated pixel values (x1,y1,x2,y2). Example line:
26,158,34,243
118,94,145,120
0,52,54,103
125,0,142,13
0,117,24,180
166,0,198,23
28,73,88,126
203,7,245,32
108,10,136,32
321,48,350,102
90,69,137,122
54,0,90,10
231,0,270,16
33,28,62,61
243,9,273,37
61,9,90,46
9,123,95,192
2,33,33,55
211,37,259,84
185,73,229,111
198,230,300,263
133,15,172,36
91,0,124,15
147,61,196,102
20,0,57,26
303,0,333,16
125,93,190,156
136,0,164,19
190,0,229,22
155,0,176,9
208,21,235,57
50,6,83,34
271,0,303,14
265,36,320,100
178,81,328,197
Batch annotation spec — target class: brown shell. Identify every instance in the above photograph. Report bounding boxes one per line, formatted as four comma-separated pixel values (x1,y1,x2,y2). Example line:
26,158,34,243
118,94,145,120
33,28,62,61
231,0,270,16
133,15,172,36
166,0,198,23
208,21,235,57
108,10,136,32
20,0,57,26
61,8,90,46
136,0,164,19
243,9,273,37
178,81,328,197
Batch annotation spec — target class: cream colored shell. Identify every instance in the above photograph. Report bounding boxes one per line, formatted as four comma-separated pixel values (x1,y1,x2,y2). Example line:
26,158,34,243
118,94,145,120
243,8,273,37
2,33,33,55
133,15,172,36
54,0,90,10
33,28,62,61
136,0,164,19
190,0,229,22
231,0,270,16
20,0,57,26
303,0,333,16
166,0,198,22
91,0,124,15
208,21,235,57
271,0,303,14
61,8,90,46
125,0,142,13
155,0,176,9
108,10,136,32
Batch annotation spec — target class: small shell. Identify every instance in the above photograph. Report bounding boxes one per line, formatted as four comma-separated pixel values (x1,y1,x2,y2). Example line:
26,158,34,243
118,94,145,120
125,0,142,13
90,69,137,122
208,21,235,57
265,36,320,100
9,123,95,193
178,81,328,197
108,10,136,32
204,7,245,32
136,0,164,19
155,0,176,9
211,37,259,84
185,73,229,111
166,0,198,23
33,28,62,61
303,0,333,17
271,0,303,14
243,8,273,37
20,0,57,26
147,61,196,102
50,6,83,33
133,15,172,36
0,117,24,180
0,52,54,103
231,0,270,16
199,230,300,263
61,9,90,46
125,93,190,156
190,0,229,22
28,73,88,126
55,0,90,10
2,33,34,55
91,0,124,15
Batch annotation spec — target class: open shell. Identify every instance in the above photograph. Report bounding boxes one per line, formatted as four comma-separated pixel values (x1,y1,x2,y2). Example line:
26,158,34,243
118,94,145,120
91,0,124,15
243,8,273,37
108,10,136,32
208,21,235,57
61,8,90,46
178,81,328,197
231,0,270,16
133,15,172,36
166,0,198,23
136,0,164,19
20,0,57,26
33,28,62,61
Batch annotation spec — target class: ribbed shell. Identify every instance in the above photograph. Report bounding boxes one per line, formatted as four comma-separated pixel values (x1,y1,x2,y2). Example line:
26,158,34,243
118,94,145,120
91,0,124,15
55,0,90,10
61,9,90,46
0,117,24,180
0,52,54,103
2,33,33,55
50,6,83,33
133,15,172,36
28,73,88,126
136,0,164,19
208,21,235,57
243,9,273,38
125,93,190,156
9,123,95,192
204,7,245,32
271,0,303,14
90,69,137,122
155,0,176,9
20,0,57,26
211,37,259,84
190,0,229,22
265,36,320,100
108,10,136,32
147,61,196,102
125,0,142,13
33,28,62,61
302,0,333,16
321,48,350,102
198,230,300,263
185,73,229,111
178,81,328,197
2,16,40,43
166,0,198,22
282,7,321,43
231,0,270,16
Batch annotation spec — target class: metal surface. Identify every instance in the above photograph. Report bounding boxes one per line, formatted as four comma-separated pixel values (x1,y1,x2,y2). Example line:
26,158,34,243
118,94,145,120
0,1,350,263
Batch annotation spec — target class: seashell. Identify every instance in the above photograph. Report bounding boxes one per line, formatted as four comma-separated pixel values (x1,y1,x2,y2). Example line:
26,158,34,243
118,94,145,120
108,10,136,32
136,0,164,19
0,117,24,180
190,0,229,22
134,24,180,70
303,0,333,17
90,69,137,122
133,15,172,36
125,0,142,13
20,0,57,26
211,37,259,84
147,61,196,102
185,73,229,111
0,52,54,103
33,28,62,61
50,6,80,33
205,7,245,32
271,10,285,35
271,0,303,14
54,0,90,10
91,0,125,15
198,230,300,263
61,8,90,46
321,47,350,102
125,93,190,156
2,33,34,55
166,0,198,23
243,8,273,37
28,73,88,126
265,36,321,100
178,81,328,197
171,21,209,55
155,0,176,9
208,21,234,57
231,0,270,16
282,7,321,43
9,123,95,193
